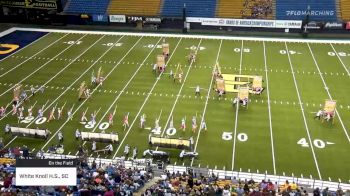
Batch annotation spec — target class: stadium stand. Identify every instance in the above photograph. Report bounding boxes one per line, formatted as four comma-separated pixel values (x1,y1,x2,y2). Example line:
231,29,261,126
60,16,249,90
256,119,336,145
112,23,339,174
143,170,348,195
216,0,245,18
340,0,350,21
63,0,110,15
161,0,217,18
241,0,273,19
108,0,162,16
275,0,338,21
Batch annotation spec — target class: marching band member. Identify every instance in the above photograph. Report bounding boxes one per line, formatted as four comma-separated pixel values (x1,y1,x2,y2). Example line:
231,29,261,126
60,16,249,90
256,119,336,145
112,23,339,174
28,105,33,117
179,149,185,161
5,124,10,134
180,117,186,131
12,104,17,116
30,86,36,96
105,144,113,154
140,113,146,128
67,108,73,121
169,116,174,129
155,118,160,129
38,108,43,118
92,141,96,151
178,73,183,83
169,69,173,78
48,107,56,122
123,113,129,129
242,98,247,106
314,109,324,120
90,111,96,125
195,85,200,96
0,106,4,117
200,119,207,131
20,91,28,101
132,147,138,159
75,129,81,140
192,116,197,133
124,144,130,156
18,106,24,120
153,63,157,73
108,112,113,126
81,109,87,122
58,131,63,142
190,136,194,145
57,107,62,120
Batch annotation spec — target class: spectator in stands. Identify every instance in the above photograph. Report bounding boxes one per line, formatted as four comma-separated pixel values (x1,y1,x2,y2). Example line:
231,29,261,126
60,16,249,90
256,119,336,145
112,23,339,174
314,187,321,196
0,137,3,149
22,145,29,159
337,187,344,196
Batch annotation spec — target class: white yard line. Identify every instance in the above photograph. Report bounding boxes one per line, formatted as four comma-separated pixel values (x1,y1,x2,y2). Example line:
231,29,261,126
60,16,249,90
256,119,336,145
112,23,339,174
307,43,350,143
190,39,223,166
4,34,113,148
80,37,163,147
231,40,244,171
285,42,322,180
0,34,87,98
40,36,143,150
112,37,184,158
155,39,203,151
0,32,52,63
0,33,69,78
329,43,350,76
263,41,277,175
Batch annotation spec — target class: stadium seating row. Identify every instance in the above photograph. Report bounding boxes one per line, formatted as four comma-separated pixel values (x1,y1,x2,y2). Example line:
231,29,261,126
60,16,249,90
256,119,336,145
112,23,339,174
63,0,345,21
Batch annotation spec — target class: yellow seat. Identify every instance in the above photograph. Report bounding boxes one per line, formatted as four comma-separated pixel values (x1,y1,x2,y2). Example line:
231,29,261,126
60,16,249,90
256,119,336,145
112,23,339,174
108,0,161,16
341,0,350,21
216,0,245,18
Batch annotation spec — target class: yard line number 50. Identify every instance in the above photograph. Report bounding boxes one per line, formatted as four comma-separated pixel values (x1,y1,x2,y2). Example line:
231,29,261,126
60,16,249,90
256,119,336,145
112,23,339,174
222,132,248,142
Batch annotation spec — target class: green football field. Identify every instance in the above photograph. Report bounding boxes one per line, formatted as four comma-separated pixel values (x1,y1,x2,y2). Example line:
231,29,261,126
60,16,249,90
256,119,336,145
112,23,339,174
0,29,350,182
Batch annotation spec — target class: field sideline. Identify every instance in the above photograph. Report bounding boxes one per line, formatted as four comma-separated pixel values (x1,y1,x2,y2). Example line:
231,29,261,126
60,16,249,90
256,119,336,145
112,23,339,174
0,28,350,182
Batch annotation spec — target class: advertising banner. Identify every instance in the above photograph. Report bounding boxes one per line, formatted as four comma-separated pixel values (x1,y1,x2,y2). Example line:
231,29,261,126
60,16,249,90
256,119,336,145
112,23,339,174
127,16,143,23
92,14,108,22
0,0,57,9
144,17,162,24
186,17,302,29
323,22,343,29
109,15,126,23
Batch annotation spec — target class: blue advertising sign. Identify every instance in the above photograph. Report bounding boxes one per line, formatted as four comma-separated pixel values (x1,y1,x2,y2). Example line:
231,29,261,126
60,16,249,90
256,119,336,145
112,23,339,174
92,15,108,22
